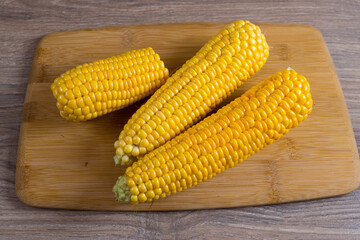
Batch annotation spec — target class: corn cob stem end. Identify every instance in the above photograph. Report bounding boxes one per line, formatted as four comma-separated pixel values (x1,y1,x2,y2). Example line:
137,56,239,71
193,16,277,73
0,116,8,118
113,176,131,202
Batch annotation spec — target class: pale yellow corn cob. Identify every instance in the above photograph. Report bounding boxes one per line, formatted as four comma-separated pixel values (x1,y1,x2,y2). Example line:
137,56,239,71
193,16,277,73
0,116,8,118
113,69,313,204
51,47,169,122
115,20,269,165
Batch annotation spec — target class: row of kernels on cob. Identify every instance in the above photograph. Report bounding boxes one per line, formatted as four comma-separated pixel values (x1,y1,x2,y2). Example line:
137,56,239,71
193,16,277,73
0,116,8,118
113,69,313,203
114,20,270,166
51,47,169,122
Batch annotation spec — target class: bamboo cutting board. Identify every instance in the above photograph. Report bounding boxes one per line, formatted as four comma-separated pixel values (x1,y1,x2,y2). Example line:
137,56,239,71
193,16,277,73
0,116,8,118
16,22,360,211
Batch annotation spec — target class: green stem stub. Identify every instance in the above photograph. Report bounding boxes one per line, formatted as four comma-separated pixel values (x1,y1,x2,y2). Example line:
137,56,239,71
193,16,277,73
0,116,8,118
113,176,131,202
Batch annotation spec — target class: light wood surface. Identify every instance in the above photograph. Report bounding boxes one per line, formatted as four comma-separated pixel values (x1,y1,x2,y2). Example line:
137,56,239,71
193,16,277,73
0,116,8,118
15,22,359,211
3,0,360,239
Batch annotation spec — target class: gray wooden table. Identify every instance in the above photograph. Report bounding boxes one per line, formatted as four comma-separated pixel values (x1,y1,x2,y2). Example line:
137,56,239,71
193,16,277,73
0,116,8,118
1,1,359,239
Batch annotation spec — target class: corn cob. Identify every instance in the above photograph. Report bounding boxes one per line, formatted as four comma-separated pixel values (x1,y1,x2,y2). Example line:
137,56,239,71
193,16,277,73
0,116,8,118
114,20,269,165
113,69,313,204
51,47,169,122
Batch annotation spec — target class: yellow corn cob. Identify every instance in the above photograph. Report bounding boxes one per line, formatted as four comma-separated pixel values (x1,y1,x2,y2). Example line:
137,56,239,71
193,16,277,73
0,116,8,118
113,69,313,204
114,20,269,165
51,47,169,122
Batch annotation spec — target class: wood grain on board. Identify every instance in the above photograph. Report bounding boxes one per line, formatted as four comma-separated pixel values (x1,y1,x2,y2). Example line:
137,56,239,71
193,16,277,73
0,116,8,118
15,22,359,211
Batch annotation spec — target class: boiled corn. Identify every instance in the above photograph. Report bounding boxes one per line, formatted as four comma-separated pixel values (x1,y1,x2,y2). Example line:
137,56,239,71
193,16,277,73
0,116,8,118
114,20,269,165
51,47,169,122
113,69,313,204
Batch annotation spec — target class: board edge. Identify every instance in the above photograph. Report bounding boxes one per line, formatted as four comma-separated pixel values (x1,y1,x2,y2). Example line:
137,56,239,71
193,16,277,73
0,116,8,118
36,21,321,42
15,36,50,208
311,25,360,190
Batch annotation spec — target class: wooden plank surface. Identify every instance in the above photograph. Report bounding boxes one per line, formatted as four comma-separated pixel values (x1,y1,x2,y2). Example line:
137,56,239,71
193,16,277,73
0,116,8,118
15,22,359,211
2,0,360,239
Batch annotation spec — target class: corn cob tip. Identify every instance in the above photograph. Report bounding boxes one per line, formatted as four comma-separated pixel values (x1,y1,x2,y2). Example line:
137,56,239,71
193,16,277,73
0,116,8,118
114,153,136,166
113,176,131,202
114,140,139,166
114,155,121,165
287,67,295,71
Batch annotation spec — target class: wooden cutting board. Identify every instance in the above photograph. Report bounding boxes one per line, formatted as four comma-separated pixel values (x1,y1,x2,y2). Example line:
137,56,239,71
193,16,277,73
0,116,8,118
16,22,360,211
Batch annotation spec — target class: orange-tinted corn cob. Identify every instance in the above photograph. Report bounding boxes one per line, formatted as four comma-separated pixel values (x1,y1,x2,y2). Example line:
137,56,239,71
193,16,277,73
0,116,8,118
51,47,169,122
113,69,313,203
114,20,269,165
